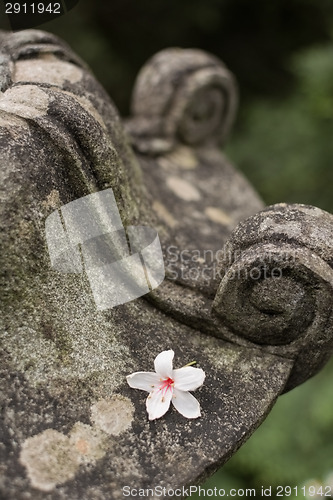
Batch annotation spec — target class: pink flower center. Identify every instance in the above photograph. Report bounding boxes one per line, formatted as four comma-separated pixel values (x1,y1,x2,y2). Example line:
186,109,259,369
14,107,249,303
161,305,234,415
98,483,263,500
159,377,174,398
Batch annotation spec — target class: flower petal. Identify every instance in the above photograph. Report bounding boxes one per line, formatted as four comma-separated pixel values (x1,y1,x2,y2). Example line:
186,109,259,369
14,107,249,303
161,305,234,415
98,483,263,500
126,372,160,392
146,387,173,420
154,350,174,379
172,366,205,391
172,388,201,419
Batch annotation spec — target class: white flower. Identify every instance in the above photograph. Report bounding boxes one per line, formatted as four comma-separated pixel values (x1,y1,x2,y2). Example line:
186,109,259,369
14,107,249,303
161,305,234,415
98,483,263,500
126,350,205,420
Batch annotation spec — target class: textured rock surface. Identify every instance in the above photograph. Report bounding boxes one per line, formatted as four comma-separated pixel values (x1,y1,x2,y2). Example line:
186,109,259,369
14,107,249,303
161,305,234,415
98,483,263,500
0,31,332,499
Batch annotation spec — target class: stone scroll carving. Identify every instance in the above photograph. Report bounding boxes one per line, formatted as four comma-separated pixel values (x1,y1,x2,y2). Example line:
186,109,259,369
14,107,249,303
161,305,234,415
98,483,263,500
126,48,238,153
0,30,332,499
213,203,333,391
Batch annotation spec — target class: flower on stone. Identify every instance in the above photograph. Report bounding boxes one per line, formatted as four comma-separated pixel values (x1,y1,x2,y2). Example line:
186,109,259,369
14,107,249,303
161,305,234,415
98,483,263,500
126,350,205,420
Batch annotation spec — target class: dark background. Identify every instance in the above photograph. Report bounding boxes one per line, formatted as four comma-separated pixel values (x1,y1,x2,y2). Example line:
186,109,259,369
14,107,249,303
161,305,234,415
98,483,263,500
40,0,333,495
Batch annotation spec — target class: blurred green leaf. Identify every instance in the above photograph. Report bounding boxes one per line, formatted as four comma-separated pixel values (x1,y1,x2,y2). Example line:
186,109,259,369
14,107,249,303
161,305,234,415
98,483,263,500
226,43,333,213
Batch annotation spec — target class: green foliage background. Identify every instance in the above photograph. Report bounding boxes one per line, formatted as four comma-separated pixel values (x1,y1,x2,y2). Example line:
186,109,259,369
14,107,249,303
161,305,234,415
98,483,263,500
44,1,333,497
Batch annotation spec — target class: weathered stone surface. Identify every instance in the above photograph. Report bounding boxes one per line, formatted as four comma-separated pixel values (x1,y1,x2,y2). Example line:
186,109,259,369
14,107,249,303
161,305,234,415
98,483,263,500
0,31,332,499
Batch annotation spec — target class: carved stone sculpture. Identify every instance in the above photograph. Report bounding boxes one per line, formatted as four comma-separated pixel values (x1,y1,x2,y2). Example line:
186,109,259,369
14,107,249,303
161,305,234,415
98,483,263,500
1,30,332,499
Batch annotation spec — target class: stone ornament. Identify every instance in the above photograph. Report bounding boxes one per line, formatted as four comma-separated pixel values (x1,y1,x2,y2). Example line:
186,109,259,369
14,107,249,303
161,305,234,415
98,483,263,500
126,48,238,153
213,203,333,391
0,30,332,499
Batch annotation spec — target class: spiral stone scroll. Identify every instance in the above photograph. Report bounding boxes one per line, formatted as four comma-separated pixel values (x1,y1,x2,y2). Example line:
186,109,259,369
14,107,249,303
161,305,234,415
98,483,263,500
212,203,333,390
126,48,238,153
